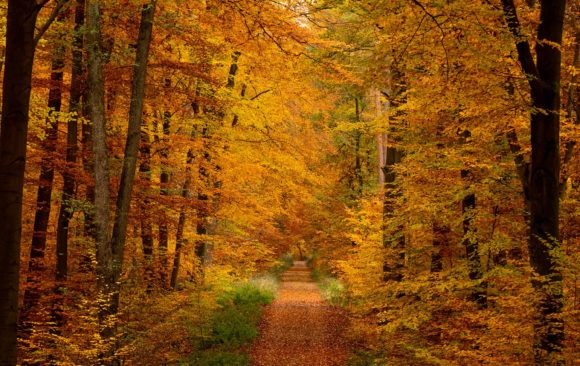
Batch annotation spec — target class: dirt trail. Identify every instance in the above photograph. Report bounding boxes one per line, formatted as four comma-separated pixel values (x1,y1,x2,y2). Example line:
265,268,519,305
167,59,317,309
250,261,350,366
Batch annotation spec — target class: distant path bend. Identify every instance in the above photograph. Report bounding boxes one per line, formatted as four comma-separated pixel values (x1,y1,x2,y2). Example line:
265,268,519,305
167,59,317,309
250,261,350,366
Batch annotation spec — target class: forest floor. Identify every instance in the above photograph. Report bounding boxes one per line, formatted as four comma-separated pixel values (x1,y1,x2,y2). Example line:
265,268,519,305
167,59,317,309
250,261,350,366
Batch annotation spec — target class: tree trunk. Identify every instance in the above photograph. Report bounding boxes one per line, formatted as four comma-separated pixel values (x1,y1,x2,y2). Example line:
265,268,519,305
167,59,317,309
194,139,211,283
354,98,363,196
55,0,86,288
431,222,449,274
226,51,242,89
110,0,156,304
157,110,171,282
382,146,405,282
86,0,116,358
138,121,155,291
0,1,40,364
139,123,154,259
170,150,193,289
501,1,566,362
22,17,66,325
460,169,487,308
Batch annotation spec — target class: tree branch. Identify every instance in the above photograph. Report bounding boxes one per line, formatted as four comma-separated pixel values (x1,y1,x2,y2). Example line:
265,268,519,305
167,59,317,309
506,127,530,204
250,89,271,101
34,0,70,47
500,0,541,93
408,0,449,80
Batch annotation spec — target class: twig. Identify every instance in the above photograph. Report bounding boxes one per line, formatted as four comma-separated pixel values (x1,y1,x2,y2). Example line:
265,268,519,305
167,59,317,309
250,89,272,101
408,0,450,80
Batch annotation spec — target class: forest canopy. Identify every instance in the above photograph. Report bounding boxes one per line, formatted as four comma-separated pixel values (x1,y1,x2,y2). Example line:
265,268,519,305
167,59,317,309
0,0,577,365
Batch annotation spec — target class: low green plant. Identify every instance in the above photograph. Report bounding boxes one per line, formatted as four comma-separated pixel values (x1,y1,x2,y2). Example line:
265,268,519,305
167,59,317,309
217,282,275,308
269,253,294,278
185,276,277,364
319,277,345,306
311,268,346,306
211,304,259,346
185,351,249,366
348,350,386,366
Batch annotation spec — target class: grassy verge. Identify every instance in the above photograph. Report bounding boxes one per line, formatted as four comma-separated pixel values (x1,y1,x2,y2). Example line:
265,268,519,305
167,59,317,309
311,267,346,307
268,252,294,279
182,275,277,366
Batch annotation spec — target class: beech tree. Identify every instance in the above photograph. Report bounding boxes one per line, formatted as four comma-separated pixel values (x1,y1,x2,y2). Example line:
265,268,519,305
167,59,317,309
501,0,567,363
0,1,42,364
87,0,156,359
1,0,578,364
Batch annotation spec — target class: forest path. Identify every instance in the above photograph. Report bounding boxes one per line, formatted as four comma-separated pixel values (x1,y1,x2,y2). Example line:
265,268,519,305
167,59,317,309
250,261,350,366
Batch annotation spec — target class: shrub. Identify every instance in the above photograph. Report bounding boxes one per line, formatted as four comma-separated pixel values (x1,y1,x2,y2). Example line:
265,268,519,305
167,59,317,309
211,305,259,346
185,351,248,366
211,279,275,346
269,253,294,278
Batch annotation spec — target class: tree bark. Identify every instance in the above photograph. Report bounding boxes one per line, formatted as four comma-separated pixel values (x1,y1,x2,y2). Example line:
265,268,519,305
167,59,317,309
157,110,171,282
460,169,487,308
108,0,156,335
170,150,193,289
0,1,40,364
55,0,86,287
382,146,405,282
501,0,566,362
431,222,449,274
87,0,114,351
139,123,154,259
22,15,66,326
354,98,363,196
381,73,406,282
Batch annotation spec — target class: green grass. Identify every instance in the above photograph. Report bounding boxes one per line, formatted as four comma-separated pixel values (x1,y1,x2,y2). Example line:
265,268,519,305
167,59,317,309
185,351,249,366
184,276,277,365
269,252,294,278
311,268,346,306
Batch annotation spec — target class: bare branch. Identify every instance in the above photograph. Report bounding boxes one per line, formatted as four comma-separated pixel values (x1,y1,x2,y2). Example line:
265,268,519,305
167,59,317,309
408,0,450,80
250,89,272,101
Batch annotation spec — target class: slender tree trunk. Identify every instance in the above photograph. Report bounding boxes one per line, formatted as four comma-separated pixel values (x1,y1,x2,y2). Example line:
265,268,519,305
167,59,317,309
139,123,154,259
158,111,171,282
431,222,449,274
382,145,405,282
55,0,86,289
354,98,363,196
194,136,211,283
170,150,193,289
109,0,156,306
111,0,156,282
22,18,66,324
226,51,242,89
381,72,406,282
0,1,40,363
139,122,155,291
501,1,566,362
192,53,240,282
460,169,487,308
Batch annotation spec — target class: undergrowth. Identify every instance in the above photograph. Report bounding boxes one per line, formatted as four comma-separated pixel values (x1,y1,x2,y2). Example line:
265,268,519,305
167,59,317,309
268,252,294,278
311,267,346,307
182,275,277,366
